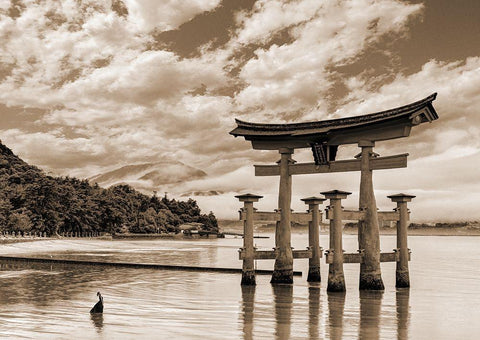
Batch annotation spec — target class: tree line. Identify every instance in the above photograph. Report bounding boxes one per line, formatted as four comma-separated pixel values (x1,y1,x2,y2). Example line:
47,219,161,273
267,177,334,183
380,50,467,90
0,142,217,236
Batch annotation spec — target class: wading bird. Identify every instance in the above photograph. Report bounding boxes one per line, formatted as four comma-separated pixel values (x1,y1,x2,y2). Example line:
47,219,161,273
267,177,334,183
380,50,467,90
90,292,103,314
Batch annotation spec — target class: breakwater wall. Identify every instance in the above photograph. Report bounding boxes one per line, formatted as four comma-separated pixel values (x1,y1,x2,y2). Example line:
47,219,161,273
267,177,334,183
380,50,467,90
0,256,302,276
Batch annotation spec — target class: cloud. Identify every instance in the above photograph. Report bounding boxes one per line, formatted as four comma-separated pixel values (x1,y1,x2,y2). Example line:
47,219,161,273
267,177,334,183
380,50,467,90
1,0,479,222
233,0,322,45
335,57,480,159
0,128,107,171
231,0,423,116
0,0,232,177
184,55,480,220
0,1,147,107
53,49,228,112
124,0,221,32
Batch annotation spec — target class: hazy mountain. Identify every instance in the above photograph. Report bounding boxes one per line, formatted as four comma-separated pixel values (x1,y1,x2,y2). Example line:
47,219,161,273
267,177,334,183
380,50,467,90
180,190,223,197
89,161,207,191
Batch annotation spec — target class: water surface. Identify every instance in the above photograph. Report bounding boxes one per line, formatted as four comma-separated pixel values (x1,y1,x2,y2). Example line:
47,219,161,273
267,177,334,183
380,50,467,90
1,233,479,339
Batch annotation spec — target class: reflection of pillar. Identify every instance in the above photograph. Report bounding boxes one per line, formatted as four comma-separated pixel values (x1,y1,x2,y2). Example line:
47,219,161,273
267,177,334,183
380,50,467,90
272,148,294,284
327,291,346,340
322,190,351,292
359,290,383,340
308,286,321,339
396,289,410,340
301,197,326,282
236,194,263,285
358,141,384,290
241,285,255,340
273,284,293,340
388,194,415,288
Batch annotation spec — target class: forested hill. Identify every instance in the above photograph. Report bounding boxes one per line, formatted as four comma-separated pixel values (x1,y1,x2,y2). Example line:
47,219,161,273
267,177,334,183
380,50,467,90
0,141,217,236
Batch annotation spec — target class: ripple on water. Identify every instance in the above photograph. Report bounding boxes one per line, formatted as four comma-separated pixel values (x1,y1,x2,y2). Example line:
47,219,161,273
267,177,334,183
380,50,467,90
0,235,479,339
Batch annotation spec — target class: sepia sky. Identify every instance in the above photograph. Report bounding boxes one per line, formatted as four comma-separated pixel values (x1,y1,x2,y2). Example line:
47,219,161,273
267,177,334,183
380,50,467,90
1,0,479,221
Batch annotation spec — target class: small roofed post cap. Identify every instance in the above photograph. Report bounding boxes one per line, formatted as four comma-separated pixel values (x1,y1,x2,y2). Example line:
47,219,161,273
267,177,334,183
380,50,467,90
320,190,352,200
235,193,264,202
387,193,416,203
301,196,327,205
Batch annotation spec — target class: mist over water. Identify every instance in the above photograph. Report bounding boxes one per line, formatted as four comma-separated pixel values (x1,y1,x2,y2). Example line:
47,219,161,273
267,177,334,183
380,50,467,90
1,233,479,339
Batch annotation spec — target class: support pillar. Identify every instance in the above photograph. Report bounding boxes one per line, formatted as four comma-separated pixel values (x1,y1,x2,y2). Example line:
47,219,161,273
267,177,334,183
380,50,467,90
236,193,263,285
388,193,415,288
271,148,294,284
322,190,351,292
358,140,384,290
301,197,326,282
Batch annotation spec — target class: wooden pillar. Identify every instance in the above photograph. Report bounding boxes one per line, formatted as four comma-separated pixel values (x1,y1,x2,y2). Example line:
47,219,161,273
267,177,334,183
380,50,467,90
388,193,415,288
358,140,384,290
236,193,263,285
301,197,326,282
272,148,294,284
322,190,351,292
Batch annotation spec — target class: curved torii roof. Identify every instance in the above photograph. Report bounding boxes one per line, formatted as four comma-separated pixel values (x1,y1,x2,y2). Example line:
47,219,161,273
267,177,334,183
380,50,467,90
230,93,438,150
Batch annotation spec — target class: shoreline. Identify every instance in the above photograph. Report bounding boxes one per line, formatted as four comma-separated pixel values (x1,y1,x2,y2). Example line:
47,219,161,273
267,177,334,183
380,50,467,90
0,235,113,245
0,231,222,244
3,226,480,245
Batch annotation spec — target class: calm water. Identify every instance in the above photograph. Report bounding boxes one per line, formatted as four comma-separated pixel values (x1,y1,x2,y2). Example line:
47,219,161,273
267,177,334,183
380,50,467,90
1,232,479,339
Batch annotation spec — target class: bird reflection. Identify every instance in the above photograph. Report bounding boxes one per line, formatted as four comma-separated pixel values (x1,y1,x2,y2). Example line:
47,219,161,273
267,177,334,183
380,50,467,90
241,285,255,340
396,289,410,340
327,291,346,340
359,290,384,340
273,285,293,340
308,284,321,339
90,313,104,333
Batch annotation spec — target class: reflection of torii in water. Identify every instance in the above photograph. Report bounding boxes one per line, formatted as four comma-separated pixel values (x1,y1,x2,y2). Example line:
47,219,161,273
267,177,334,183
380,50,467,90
231,93,439,289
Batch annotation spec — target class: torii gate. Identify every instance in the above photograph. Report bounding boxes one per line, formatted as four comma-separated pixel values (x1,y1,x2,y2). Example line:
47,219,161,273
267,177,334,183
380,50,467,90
230,93,438,289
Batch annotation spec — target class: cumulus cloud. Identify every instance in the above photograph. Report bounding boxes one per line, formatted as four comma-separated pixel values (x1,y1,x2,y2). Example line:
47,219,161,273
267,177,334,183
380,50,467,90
0,1,146,107
335,57,480,159
231,0,423,116
0,0,231,177
0,0,479,221
124,0,221,32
